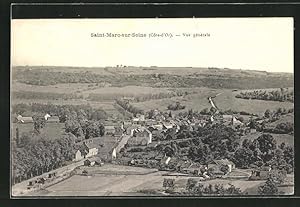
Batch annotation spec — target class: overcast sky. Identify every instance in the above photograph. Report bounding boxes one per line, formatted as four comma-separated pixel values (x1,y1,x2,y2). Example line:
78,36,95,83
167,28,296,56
11,18,293,73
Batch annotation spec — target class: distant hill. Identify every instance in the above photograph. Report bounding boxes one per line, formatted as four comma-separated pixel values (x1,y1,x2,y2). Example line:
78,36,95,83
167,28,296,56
12,66,293,89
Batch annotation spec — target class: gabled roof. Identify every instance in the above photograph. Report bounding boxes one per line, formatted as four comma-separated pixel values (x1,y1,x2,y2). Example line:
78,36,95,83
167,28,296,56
105,126,115,130
86,156,102,162
212,159,235,166
17,116,33,122
47,116,59,121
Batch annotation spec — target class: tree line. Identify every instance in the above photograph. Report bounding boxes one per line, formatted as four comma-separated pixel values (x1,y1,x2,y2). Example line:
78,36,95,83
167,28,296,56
88,91,185,102
13,67,293,89
236,88,294,102
12,104,107,184
115,99,144,116
12,103,108,122
12,133,77,184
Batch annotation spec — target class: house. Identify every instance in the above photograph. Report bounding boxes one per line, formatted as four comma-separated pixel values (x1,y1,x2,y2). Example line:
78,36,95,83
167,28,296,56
209,159,236,173
151,123,164,131
162,122,173,130
75,138,103,159
222,115,234,125
232,116,243,126
145,119,158,126
84,157,103,167
83,140,99,158
123,121,132,129
126,126,136,136
128,128,152,146
44,113,51,120
46,116,60,123
74,149,84,161
126,124,142,136
104,125,116,135
182,163,202,175
16,115,33,123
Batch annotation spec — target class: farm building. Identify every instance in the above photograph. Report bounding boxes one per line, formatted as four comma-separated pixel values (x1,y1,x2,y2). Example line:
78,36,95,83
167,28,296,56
132,114,145,124
16,115,33,123
104,125,116,135
126,124,142,136
150,123,164,131
182,163,203,175
84,157,103,167
127,128,152,146
75,138,104,159
46,116,60,123
145,119,158,126
208,159,236,173
83,140,99,158
221,115,243,126
162,122,173,130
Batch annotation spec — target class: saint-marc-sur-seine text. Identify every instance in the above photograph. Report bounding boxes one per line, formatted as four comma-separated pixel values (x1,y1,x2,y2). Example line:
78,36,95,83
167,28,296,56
91,32,210,38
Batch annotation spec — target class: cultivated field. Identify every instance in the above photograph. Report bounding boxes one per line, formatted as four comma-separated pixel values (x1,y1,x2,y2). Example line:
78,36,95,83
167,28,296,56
132,88,294,115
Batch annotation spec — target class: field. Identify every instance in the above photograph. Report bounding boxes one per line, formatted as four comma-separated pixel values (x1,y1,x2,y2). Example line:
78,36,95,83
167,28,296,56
26,164,293,196
11,122,66,140
12,66,294,117
132,88,294,115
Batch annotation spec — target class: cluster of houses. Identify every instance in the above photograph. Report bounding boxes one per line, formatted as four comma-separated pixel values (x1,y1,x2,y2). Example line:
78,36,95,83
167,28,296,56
73,109,249,163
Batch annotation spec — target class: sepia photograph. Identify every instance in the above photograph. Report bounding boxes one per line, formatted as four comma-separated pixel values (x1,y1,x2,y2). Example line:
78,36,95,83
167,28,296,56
11,17,294,197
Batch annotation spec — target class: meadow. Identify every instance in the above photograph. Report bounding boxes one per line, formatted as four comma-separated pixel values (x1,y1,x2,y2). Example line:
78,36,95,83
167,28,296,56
11,122,66,141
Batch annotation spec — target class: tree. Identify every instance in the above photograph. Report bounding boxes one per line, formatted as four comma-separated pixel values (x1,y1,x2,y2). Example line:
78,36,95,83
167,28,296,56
258,178,279,195
163,178,175,192
85,121,105,139
200,108,209,115
242,139,252,149
17,132,31,148
274,122,294,134
225,184,243,195
32,114,46,134
164,144,177,157
186,178,198,193
65,117,84,138
264,109,272,118
220,165,230,175
255,134,277,163
283,146,294,168
233,147,253,168
188,143,213,164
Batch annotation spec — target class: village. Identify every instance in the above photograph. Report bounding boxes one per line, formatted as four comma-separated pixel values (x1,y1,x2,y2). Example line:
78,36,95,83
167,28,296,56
12,93,294,196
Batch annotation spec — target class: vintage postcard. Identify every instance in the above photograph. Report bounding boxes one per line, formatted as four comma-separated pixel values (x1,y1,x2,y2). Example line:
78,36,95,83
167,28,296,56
11,18,294,197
